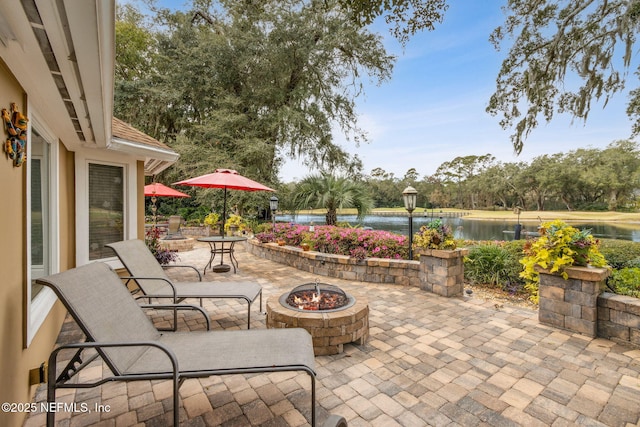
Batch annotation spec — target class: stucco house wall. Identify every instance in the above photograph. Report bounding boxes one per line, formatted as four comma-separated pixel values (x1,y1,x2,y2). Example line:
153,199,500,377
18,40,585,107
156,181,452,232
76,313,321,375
0,60,69,427
0,3,175,424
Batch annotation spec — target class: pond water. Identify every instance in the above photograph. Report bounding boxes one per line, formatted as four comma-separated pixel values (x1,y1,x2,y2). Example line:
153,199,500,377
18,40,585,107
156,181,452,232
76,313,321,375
275,213,640,242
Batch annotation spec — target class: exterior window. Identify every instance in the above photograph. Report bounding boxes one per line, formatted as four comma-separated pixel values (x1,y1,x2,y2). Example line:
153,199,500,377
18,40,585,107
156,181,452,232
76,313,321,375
88,163,124,260
30,131,50,299
27,117,59,347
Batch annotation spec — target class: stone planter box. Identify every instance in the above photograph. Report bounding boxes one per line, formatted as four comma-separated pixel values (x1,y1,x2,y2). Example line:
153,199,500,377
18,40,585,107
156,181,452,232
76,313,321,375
417,248,469,297
537,265,609,337
247,239,420,286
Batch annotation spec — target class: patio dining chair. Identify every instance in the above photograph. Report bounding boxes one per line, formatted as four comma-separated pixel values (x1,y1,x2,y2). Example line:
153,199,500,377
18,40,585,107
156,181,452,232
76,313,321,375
37,262,346,427
106,239,262,329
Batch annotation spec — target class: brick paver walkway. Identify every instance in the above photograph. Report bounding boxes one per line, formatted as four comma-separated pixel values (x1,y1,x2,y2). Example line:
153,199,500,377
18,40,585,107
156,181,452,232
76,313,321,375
24,242,640,426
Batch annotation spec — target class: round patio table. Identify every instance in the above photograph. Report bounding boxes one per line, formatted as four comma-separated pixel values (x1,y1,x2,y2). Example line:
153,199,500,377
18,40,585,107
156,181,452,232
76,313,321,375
197,236,247,274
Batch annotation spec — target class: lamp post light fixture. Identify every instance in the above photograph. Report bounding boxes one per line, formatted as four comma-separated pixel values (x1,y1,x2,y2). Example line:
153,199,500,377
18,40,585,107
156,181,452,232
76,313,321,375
269,196,279,231
402,186,418,260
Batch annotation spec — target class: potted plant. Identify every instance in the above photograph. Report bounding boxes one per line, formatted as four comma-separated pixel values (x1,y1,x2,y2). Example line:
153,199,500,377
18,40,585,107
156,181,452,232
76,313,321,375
203,212,220,236
520,219,608,301
224,214,246,236
301,238,313,251
412,219,466,297
413,219,457,253
300,232,313,251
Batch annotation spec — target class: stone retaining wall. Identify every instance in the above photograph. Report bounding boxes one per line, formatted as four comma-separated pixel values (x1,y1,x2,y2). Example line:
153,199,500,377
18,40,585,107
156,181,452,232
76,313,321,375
158,237,194,252
538,266,640,348
247,240,421,286
181,226,217,237
537,266,605,337
418,248,468,297
598,293,640,348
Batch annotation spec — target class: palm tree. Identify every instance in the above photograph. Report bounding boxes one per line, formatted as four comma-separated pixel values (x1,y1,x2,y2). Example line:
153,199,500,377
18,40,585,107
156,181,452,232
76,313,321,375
293,173,374,225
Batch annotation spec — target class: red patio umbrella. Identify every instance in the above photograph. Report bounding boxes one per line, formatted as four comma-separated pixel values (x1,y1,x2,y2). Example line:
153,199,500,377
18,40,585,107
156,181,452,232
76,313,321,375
144,183,190,225
144,182,190,198
173,169,275,235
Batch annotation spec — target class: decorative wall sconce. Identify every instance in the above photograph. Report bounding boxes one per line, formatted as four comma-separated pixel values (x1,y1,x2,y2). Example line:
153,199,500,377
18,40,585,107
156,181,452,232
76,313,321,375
2,103,28,167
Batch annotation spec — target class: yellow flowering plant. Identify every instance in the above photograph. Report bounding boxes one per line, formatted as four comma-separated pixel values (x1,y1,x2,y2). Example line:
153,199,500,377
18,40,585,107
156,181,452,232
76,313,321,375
224,214,248,233
203,212,220,226
413,219,457,251
520,220,608,302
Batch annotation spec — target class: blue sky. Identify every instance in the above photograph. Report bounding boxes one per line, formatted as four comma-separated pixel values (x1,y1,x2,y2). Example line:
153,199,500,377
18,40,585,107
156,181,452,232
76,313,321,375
281,1,637,181
126,1,637,182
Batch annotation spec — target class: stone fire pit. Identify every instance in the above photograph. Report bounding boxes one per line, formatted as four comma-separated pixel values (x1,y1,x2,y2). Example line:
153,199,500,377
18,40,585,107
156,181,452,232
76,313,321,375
266,283,369,356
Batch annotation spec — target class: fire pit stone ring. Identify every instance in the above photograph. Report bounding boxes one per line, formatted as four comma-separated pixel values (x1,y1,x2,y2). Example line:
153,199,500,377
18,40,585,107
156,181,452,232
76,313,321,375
266,283,369,356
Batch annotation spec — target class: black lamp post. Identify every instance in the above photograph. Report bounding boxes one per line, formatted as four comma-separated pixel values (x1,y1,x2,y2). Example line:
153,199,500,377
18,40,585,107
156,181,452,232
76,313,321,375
269,196,279,230
514,206,522,240
402,186,418,260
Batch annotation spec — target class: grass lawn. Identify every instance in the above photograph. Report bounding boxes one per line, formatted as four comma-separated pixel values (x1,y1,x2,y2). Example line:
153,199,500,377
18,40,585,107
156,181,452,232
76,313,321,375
463,210,640,223
295,208,640,223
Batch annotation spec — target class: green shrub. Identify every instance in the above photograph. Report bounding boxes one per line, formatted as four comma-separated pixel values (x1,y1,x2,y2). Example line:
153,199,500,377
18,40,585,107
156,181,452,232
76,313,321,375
599,239,640,269
503,239,527,258
608,268,640,298
464,243,525,292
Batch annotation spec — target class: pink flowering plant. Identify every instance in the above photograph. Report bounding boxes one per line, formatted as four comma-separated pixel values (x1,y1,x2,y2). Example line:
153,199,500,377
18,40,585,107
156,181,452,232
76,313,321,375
256,223,409,260
145,227,179,265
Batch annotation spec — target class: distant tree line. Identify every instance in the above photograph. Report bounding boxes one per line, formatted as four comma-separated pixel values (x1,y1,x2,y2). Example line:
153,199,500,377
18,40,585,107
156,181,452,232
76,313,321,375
362,140,640,212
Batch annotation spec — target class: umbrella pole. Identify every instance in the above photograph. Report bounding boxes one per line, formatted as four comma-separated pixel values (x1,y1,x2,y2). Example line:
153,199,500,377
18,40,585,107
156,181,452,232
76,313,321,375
221,187,227,238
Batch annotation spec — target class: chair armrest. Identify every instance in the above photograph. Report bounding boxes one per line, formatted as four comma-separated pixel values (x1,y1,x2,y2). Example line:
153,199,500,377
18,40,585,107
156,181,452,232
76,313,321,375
119,276,178,301
162,264,202,281
48,340,179,384
140,303,211,330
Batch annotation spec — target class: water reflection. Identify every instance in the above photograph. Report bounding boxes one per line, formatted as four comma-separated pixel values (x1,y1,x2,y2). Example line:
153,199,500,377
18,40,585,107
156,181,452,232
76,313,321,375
275,214,640,242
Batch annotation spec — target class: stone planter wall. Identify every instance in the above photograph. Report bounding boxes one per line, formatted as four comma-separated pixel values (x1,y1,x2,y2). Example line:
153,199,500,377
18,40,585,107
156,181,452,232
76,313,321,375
181,226,224,237
538,266,609,338
247,240,421,286
418,248,468,297
158,237,194,252
598,293,640,347
247,240,468,296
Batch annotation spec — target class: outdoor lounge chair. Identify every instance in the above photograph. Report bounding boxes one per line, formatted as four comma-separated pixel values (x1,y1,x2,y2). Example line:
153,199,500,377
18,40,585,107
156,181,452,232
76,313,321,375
37,262,346,427
105,239,262,329
163,215,185,240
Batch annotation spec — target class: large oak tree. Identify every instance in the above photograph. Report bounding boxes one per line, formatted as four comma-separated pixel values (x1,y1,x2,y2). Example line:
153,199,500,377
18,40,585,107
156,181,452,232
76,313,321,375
487,0,640,153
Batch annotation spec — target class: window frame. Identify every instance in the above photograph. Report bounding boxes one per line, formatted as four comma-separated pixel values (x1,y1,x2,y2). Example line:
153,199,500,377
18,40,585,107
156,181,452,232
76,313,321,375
75,150,138,268
25,111,59,347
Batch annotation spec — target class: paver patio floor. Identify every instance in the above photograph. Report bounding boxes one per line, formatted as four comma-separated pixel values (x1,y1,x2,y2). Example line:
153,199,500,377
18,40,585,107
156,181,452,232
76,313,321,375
24,241,640,426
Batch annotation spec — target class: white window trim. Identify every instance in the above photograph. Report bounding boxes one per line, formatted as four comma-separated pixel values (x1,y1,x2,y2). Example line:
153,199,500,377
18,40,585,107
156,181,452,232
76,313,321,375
75,150,138,268
26,110,60,347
